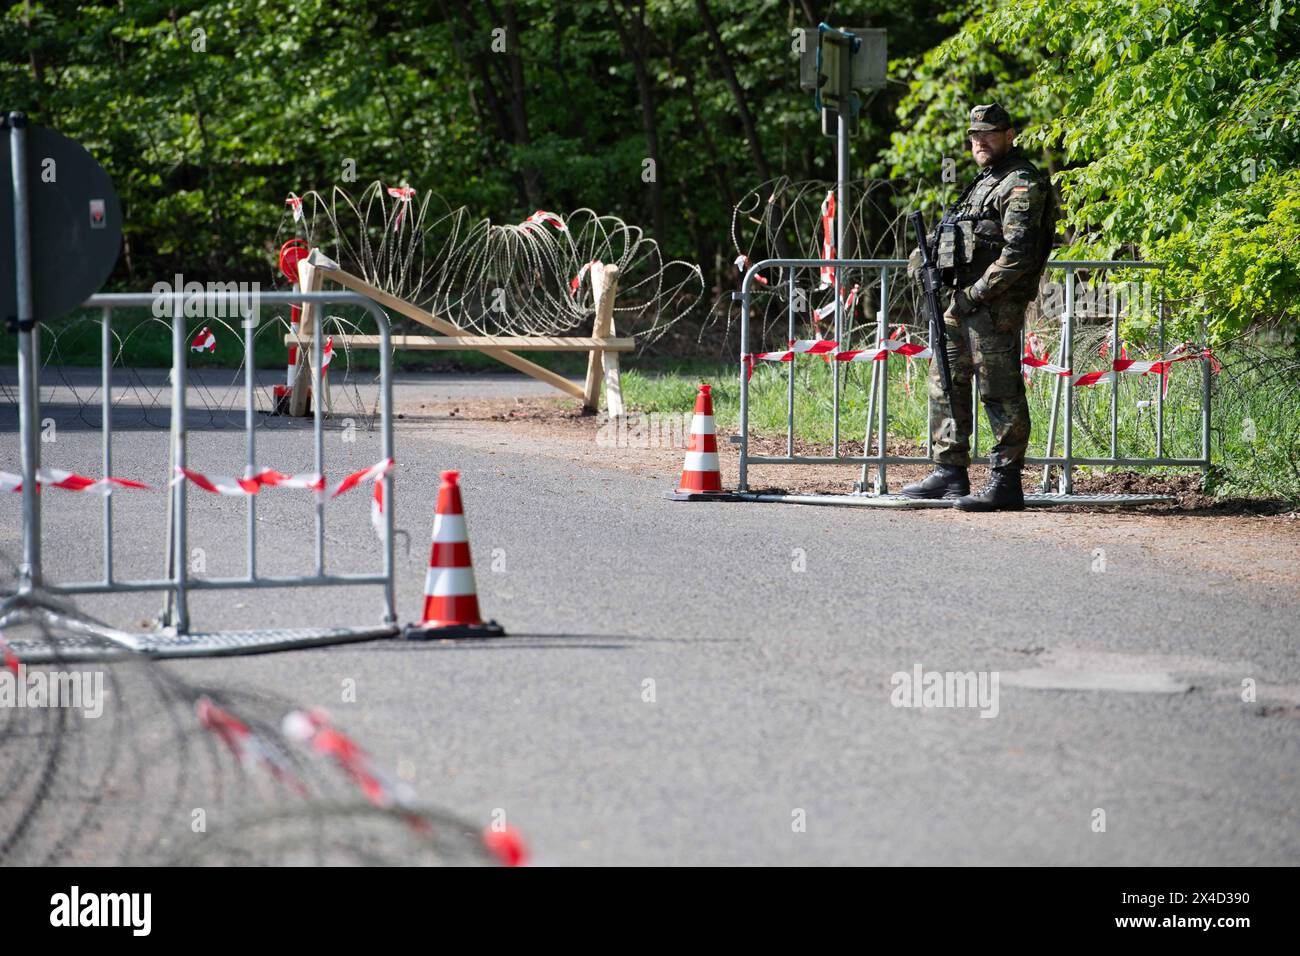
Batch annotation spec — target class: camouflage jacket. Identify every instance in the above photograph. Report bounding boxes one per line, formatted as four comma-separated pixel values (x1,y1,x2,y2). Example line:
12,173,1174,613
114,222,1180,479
956,146,1055,304
915,146,1057,305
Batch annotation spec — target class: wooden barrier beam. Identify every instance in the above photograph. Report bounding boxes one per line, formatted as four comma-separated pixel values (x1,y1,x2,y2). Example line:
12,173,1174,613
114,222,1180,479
313,258,587,401
292,334,635,352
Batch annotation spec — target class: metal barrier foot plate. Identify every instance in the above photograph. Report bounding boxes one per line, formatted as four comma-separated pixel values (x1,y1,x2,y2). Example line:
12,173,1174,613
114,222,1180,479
1025,492,1175,507
6,624,400,663
736,492,951,508
729,491,1175,509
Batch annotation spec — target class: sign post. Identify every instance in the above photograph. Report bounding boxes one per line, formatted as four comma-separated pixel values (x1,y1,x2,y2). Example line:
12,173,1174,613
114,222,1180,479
797,25,886,450
2,112,124,591
7,113,39,588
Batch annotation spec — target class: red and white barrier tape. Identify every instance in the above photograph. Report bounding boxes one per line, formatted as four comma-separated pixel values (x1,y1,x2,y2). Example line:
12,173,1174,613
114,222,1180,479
2,467,151,495
285,192,304,223
7,459,390,555
286,312,301,388
1018,352,1071,376
1099,330,1128,359
1023,332,1051,386
1,630,22,675
197,697,307,795
190,326,216,354
734,254,770,286
331,457,394,499
387,185,416,232
170,457,393,502
281,706,523,853
522,209,566,232
371,480,385,539
8,462,391,543
835,338,934,363
882,325,923,394
173,467,324,496
814,283,860,325
282,707,415,810
819,190,836,289
482,826,531,867
570,260,598,296
1023,342,1219,392
743,339,836,379
743,337,1218,388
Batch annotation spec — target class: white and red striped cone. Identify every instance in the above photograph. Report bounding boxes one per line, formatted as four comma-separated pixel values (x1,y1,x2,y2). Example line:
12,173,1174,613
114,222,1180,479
667,384,733,500
405,470,505,640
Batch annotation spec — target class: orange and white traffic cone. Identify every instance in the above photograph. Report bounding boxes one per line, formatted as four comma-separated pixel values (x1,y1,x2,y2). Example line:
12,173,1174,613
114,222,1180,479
667,383,733,500
405,470,505,639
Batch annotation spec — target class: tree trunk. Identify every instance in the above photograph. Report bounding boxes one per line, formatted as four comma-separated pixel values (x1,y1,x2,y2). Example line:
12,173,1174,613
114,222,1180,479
448,1,531,208
168,8,224,273
652,30,736,217
609,0,666,244
485,0,541,206
694,0,793,260
694,0,774,186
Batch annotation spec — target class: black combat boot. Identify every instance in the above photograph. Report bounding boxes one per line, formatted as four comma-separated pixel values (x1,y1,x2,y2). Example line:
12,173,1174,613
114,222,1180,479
900,464,970,500
954,465,1025,512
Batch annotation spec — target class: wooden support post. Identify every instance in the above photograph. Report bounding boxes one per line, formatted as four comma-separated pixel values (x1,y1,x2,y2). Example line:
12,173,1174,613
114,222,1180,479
289,257,323,417
584,264,623,415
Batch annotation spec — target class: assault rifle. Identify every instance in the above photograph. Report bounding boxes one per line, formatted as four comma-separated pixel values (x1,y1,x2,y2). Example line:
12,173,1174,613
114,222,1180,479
909,211,953,403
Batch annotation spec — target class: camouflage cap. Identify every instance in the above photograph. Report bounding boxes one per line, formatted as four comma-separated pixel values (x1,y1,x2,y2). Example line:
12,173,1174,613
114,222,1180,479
968,103,1013,132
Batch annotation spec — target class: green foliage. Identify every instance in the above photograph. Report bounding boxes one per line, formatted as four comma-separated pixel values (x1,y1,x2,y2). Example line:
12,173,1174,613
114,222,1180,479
0,1,954,291
3,1,1296,343
887,0,1300,342
874,0,1057,222
4,1,1297,495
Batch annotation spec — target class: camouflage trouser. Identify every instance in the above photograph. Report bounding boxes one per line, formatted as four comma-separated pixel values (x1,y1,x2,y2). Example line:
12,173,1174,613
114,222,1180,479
929,294,1032,470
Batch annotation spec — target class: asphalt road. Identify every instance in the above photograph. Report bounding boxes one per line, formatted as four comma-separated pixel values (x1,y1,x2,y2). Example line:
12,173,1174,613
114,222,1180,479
2,371,1297,865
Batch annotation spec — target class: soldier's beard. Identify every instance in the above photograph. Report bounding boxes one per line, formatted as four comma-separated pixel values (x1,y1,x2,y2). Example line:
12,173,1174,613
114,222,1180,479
973,137,1014,167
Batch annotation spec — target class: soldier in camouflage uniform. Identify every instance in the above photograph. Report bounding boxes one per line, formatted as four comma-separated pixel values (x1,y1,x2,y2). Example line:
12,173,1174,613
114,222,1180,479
902,102,1057,511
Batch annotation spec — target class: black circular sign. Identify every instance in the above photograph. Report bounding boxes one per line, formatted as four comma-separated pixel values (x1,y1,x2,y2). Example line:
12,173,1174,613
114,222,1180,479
1,121,123,323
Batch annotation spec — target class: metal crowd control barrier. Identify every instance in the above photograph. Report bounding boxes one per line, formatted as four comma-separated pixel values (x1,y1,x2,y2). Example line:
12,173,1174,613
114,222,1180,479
736,258,1211,498
4,289,399,658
